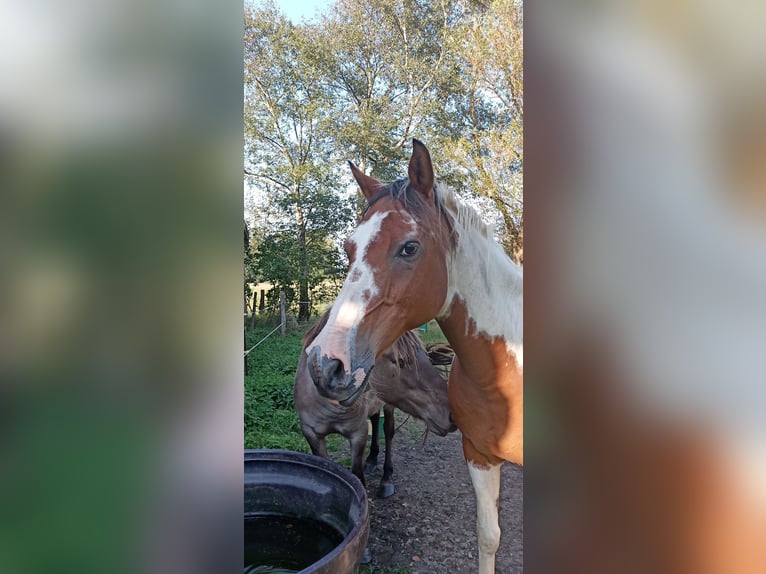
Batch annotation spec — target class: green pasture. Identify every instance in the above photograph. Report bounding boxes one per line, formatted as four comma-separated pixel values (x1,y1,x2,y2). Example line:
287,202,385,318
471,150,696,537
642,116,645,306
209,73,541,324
244,321,313,453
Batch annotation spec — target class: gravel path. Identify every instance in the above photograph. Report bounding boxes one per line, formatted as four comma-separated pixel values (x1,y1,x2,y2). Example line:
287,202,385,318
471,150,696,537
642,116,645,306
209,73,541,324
330,417,523,573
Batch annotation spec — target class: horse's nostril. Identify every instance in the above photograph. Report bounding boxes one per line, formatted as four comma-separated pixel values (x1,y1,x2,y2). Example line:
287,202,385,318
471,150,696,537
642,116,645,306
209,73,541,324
308,347,345,386
322,358,344,384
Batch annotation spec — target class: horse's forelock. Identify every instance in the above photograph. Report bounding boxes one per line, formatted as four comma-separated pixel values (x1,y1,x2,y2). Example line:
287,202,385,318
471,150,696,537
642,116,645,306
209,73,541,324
390,329,426,373
363,179,456,249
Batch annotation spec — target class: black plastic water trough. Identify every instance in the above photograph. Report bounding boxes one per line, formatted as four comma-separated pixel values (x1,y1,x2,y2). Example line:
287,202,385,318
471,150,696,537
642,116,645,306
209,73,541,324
244,449,369,574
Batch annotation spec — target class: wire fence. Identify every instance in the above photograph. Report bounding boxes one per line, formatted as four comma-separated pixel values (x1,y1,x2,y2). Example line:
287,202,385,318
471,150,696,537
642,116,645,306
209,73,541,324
244,321,286,357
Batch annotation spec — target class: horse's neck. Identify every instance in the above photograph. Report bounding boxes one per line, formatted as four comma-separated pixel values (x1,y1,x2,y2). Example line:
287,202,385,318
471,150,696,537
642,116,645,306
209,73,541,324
437,228,523,372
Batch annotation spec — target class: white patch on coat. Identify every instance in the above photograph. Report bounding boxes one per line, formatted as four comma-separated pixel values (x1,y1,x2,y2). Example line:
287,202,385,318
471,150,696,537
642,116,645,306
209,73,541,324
436,187,523,367
467,461,503,574
305,211,388,373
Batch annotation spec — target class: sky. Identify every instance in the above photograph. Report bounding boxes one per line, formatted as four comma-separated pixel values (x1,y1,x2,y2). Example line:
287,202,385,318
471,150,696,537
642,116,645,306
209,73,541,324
272,0,333,23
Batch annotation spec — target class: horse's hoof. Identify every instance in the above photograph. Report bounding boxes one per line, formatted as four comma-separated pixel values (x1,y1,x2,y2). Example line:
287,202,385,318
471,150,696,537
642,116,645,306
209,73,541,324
364,462,377,474
360,548,372,564
376,482,395,498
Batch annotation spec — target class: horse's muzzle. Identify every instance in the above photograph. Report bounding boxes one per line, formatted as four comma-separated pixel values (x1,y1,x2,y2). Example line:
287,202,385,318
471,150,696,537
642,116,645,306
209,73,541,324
307,346,374,406
426,414,458,437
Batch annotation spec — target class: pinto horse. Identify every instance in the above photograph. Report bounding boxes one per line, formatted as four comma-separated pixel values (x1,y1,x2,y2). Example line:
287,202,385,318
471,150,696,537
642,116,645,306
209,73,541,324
307,140,522,574
295,310,455,498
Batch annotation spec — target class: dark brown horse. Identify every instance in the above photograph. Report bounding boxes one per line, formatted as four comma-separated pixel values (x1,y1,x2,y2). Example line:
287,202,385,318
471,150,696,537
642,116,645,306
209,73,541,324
306,140,522,573
295,310,455,498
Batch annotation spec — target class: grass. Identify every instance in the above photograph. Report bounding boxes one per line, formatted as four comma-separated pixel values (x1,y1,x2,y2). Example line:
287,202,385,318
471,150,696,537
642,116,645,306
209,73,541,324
244,321,310,452
245,320,345,453
416,319,448,346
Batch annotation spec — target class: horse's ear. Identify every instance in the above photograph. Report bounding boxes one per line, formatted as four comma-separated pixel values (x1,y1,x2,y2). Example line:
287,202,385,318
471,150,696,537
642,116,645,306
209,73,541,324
349,161,380,200
408,139,434,200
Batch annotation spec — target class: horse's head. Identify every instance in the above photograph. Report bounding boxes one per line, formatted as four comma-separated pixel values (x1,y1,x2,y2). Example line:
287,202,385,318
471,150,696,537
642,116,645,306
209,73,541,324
306,140,453,405
376,332,457,436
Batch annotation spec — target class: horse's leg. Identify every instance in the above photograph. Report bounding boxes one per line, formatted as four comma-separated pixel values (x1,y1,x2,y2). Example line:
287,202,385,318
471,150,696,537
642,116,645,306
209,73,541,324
468,462,502,574
376,405,396,498
349,429,368,487
364,411,381,474
303,428,328,458
464,438,503,574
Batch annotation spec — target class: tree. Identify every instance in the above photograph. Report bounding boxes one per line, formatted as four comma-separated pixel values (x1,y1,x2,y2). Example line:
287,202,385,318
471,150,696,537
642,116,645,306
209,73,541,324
253,228,347,316
244,221,257,315
311,0,522,261
434,0,524,263
314,0,461,181
245,4,354,320
244,0,523,278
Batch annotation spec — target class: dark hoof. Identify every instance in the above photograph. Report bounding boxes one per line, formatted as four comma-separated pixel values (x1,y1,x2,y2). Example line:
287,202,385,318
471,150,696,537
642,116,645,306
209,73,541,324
360,548,372,564
364,462,377,474
376,482,395,498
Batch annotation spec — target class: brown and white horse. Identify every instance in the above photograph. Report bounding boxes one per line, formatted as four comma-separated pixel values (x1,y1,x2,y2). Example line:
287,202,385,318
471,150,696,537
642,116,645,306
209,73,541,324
307,140,522,574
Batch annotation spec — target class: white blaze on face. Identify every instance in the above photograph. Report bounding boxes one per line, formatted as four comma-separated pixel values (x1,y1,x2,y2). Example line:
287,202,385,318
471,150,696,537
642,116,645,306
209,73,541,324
306,211,388,384
335,300,361,328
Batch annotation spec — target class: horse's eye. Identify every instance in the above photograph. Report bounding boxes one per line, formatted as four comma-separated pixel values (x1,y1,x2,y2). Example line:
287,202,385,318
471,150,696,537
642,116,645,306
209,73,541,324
398,241,420,258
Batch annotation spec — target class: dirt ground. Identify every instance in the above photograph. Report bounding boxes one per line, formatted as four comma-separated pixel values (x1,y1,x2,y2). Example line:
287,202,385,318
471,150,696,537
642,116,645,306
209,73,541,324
330,417,523,574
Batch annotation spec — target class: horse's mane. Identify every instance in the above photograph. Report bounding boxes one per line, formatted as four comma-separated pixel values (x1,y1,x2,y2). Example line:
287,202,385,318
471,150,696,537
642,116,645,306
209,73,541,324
434,183,495,241
363,176,505,253
303,308,426,369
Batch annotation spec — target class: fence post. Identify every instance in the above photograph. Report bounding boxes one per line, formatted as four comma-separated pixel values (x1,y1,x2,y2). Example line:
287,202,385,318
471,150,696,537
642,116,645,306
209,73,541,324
280,291,286,336
250,290,257,330
259,289,265,313
244,325,249,376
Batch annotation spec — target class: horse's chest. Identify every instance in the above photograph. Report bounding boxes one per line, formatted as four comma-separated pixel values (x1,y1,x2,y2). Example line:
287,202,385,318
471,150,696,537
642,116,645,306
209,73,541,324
448,357,522,463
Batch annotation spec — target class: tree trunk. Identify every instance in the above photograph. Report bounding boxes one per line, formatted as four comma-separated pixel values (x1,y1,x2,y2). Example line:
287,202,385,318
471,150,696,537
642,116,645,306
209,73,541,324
498,208,523,266
510,222,523,265
298,226,311,322
280,291,286,336
299,284,310,322
487,189,523,265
